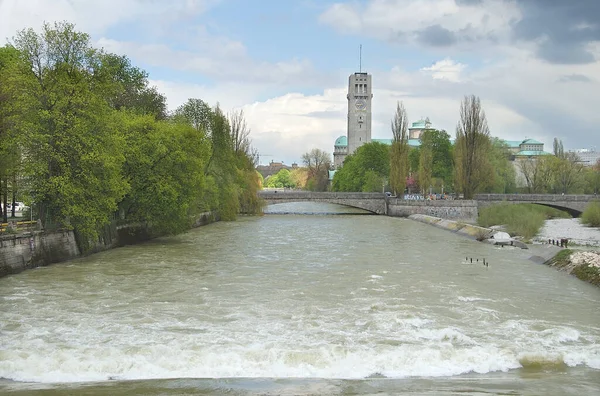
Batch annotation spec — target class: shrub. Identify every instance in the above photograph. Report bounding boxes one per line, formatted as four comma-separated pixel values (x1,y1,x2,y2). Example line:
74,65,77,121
478,203,570,240
581,200,600,228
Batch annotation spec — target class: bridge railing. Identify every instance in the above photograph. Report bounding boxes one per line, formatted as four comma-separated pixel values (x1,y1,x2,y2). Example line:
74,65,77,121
475,194,597,202
258,191,386,199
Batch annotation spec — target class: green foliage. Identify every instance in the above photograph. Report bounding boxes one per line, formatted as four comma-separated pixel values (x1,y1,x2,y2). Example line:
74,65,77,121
118,113,210,235
418,144,433,195
408,147,420,173
581,201,600,227
389,101,409,195
478,203,571,240
454,95,494,199
420,129,453,187
485,138,517,193
11,22,129,245
265,169,296,188
332,142,390,192
572,263,600,287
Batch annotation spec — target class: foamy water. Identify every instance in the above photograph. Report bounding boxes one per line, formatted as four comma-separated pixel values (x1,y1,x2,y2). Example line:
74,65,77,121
1,205,599,393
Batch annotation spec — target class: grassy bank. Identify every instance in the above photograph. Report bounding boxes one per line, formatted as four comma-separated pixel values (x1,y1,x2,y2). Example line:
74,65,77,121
477,203,571,240
581,200,600,227
546,249,600,287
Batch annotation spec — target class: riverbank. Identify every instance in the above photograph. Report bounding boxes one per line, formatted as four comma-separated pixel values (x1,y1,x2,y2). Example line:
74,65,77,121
408,214,493,240
545,249,600,287
0,211,220,278
408,214,600,288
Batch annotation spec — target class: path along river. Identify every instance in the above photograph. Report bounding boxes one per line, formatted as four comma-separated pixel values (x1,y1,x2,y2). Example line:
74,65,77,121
0,202,599,395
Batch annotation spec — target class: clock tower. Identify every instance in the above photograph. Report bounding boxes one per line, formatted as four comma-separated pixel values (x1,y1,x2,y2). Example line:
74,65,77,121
347,71,373,156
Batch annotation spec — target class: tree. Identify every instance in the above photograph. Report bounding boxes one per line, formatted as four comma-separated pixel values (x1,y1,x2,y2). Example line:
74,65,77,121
517,156,554,193
265,169,296,189
0,45,23,222
229,109,251,156
389,101,409,195
118,113,211,234
302,148,331,191
418,143,433,195
487,138,516,193
172,98,212,133
454,95,494,199
553,137,565,159
554,152,584,194
12,22,129,246
419,129,453,193
332,142,390,192
99,53,168,120
583,159,600,194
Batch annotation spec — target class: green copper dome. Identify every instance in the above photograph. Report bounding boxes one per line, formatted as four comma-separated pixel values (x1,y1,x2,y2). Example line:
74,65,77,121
335,136,348,146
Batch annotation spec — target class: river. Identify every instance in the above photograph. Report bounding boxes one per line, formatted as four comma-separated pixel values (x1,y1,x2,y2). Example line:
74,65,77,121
1,202,599,395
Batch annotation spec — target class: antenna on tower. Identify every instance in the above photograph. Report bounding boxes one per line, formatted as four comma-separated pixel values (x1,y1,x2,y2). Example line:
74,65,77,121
359,44,362,72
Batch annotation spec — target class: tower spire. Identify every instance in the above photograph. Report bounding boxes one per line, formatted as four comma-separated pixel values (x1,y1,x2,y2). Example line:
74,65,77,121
359,44,362,72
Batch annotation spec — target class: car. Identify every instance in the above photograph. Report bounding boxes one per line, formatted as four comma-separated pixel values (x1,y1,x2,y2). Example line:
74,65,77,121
2,202,27,212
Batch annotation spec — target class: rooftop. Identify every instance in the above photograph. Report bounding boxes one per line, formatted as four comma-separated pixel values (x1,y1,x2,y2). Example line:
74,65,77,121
334,136,347,146
521,138,543,145
515,150,552,156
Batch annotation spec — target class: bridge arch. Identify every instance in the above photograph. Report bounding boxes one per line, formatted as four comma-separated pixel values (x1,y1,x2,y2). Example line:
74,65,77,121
258,191,387,215
475,194,596,217
263,199,378,214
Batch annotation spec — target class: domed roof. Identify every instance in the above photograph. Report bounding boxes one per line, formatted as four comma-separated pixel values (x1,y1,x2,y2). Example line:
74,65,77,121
335,135,347,146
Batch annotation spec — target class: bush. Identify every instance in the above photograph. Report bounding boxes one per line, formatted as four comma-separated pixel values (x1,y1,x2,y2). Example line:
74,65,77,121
478,203,571,240
581,200,600,228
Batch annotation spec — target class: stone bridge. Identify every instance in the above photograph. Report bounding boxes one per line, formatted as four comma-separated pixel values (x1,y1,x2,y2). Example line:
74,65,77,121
258,191,386,214
258,191,598,218
475,194,598,216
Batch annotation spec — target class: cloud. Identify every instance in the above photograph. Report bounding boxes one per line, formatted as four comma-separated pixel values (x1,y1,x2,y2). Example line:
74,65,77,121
319,0,520,51
512,0,600,64
417,25,457,47
320,0,600,64
98,36,322,86
0,0,218,44
420,58,466,82
557,74,593,83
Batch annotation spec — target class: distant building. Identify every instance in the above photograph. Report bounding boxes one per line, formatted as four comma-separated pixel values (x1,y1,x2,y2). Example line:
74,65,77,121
503,138,552,159
257,160,298,180
333,71,374,168
408,118,433,139
569,149,600,167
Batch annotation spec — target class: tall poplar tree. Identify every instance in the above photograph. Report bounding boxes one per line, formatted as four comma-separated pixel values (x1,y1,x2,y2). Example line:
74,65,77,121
454,95,493,199
389,101,409,196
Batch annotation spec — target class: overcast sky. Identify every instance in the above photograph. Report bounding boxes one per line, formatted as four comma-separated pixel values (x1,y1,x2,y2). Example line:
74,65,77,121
1,0,599,165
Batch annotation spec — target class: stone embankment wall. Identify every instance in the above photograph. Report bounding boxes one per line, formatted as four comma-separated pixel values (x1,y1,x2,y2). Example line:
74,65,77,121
407,214,491,239
387,199,478,222
0,230,80,277
0,212,218,278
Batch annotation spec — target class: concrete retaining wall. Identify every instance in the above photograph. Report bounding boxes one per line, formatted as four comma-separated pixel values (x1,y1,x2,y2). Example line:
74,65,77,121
0,230,80,277
387,199,478,222
408,214,492,240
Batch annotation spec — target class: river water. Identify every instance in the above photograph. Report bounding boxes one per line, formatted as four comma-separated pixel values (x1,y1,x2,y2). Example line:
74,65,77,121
1,203,599,395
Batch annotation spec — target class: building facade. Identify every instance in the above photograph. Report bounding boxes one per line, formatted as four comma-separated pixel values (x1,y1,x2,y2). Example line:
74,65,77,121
570,149,600,167
408,118,432,139
334,72,373,168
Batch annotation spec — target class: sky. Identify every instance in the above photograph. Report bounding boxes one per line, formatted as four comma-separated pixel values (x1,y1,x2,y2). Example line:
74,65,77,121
1,0,599,165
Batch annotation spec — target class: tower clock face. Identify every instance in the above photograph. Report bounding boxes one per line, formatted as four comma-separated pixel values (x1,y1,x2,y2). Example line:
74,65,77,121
355,99,367,111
